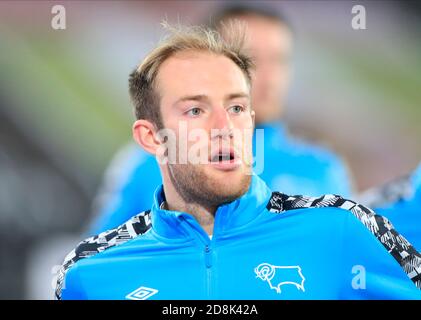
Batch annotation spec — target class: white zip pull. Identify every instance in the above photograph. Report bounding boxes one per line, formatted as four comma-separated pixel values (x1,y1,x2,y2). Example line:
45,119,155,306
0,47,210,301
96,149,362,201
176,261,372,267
204,245,212,268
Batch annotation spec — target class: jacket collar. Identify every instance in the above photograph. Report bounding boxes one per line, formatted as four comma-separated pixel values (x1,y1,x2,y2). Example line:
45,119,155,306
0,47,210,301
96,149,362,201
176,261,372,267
150,173,272,241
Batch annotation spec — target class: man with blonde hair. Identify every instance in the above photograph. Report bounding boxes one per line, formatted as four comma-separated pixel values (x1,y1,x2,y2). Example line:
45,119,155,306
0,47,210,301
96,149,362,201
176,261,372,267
56,23,420,300
89,3,353,236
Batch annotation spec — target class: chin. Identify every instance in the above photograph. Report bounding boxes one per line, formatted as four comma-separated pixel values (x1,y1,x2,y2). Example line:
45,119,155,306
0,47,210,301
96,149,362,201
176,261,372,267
207,163,249,179
207,169,251,200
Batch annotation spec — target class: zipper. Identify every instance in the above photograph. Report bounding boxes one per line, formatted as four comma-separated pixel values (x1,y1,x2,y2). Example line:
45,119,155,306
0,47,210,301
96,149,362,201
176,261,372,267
203,205,226,298
204,244,212,297
179,215,215,298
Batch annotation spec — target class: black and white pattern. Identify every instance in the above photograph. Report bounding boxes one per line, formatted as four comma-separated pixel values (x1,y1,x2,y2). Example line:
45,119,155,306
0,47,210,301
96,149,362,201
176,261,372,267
358,174,414,208
55,210,152,300
266,192,421,289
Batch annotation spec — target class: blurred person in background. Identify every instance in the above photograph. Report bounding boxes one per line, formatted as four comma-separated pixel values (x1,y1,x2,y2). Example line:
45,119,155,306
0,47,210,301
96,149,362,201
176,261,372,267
358,161,421,250
88,2,353,235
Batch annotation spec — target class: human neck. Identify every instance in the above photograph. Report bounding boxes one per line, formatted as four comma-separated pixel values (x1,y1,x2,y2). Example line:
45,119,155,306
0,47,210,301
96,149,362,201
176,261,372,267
162,177,216,236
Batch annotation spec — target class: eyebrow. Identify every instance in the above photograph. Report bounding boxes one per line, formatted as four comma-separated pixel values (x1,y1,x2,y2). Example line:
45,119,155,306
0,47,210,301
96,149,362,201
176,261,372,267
174,92,250,105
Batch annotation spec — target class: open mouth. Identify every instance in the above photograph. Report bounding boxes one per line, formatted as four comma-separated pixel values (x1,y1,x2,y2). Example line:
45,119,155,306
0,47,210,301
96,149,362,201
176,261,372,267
209,148,241,171
210,150,236,163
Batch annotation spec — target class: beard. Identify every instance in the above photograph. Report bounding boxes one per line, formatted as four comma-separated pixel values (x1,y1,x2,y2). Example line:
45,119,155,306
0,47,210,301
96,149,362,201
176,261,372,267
167,162,252,211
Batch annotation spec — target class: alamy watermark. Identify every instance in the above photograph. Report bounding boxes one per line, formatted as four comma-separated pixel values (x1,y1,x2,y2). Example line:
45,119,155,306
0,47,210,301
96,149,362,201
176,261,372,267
351,265,366,290
153,121,265,175
352,5,367,30
51,5,66,30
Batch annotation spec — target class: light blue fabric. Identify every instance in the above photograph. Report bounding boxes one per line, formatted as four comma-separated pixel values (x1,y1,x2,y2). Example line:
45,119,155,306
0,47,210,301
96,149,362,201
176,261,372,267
61,175,420,299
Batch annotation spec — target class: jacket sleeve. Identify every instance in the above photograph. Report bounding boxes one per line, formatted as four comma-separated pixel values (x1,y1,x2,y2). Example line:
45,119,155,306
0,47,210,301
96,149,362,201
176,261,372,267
339,209,421,299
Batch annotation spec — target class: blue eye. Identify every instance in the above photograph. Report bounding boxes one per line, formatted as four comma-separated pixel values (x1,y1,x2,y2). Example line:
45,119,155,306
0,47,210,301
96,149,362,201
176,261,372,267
230,105,244,113
187,107,202,116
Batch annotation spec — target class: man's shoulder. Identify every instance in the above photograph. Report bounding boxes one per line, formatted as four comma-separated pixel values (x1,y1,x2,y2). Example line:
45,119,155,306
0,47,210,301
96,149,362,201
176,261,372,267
265,191,405,241
55,210,152,299
264,192,370,232
266,191,361,215
265,191,421,289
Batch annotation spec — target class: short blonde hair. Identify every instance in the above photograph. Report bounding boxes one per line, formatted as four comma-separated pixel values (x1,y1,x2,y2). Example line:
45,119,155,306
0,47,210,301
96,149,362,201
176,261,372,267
129,21,254,127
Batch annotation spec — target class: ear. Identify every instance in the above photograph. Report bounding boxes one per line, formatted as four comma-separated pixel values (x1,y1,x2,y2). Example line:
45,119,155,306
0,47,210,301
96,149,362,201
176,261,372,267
132,120,161,155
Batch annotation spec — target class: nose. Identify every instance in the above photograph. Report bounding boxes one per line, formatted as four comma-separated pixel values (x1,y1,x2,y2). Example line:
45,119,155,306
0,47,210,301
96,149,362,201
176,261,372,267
210,106,234,139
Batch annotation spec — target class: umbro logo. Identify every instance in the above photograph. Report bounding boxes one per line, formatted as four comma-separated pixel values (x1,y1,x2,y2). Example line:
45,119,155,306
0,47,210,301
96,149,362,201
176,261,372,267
126,286,158,300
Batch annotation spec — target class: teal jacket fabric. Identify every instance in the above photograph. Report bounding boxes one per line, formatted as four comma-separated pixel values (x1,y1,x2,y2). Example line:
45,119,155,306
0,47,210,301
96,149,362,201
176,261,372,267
58,175,420,300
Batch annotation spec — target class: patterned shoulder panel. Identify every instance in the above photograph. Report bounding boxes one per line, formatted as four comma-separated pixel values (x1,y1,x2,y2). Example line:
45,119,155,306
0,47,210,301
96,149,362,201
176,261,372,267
55,210,152,300
266,192,421,289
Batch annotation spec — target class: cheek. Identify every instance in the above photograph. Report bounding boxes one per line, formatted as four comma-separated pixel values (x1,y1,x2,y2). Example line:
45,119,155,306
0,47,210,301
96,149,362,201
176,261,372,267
232,116,254,150
233,113,254,129
166,117,208,136
185,128,211,154
187,133,209,152
161,113,178,130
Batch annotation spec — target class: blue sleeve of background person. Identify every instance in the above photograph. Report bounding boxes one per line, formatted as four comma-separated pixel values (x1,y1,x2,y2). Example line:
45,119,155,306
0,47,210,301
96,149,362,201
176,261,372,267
338,209,421,299
287,133,354,197
263,145,353,197
88,145,161,235
301,142,354,197
253,123,353,197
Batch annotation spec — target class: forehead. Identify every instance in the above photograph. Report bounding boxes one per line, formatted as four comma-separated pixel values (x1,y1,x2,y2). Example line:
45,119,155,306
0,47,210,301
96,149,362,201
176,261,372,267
155,51,250,100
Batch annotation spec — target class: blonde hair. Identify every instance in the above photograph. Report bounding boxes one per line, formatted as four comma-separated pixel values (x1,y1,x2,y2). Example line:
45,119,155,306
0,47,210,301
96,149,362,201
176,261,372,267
129,20,254,127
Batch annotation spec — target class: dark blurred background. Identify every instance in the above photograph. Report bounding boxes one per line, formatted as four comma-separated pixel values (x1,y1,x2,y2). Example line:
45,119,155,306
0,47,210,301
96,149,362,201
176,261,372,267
0,0,419,299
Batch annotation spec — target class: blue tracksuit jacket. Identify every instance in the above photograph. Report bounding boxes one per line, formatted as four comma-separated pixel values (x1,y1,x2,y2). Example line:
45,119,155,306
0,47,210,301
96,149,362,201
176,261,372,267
57,175,420,300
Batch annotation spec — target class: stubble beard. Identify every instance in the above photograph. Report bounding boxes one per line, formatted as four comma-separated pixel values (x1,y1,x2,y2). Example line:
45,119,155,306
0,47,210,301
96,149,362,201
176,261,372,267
167,162,252,211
